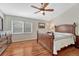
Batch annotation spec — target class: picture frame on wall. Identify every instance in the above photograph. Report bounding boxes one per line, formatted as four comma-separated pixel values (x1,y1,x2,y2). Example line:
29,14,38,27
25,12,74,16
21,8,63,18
0,16,3,31
38,23,45,29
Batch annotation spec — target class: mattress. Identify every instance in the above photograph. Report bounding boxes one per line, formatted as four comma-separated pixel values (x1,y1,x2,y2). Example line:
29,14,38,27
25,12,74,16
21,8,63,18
54,32,75,41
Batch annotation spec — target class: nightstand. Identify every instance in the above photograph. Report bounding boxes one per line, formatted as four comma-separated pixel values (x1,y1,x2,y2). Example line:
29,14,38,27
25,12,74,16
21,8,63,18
75,35,79,48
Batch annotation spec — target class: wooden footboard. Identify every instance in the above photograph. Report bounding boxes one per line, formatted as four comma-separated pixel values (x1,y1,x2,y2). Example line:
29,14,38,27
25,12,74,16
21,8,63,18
37,31,54,54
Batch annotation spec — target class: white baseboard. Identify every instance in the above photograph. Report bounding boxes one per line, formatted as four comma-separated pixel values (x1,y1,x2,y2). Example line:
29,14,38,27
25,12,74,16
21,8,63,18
12,38,37,43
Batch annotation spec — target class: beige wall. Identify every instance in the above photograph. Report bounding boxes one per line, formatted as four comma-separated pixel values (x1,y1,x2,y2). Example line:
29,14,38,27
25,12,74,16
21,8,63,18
3,3,79,42
3,15,48,42
50,4,79,35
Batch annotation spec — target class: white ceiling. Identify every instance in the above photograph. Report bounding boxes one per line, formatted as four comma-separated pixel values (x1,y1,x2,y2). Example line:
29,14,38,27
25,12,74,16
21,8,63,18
0,3,76,21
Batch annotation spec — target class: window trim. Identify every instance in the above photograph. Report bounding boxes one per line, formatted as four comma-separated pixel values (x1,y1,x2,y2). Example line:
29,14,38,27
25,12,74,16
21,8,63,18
11,20,32,34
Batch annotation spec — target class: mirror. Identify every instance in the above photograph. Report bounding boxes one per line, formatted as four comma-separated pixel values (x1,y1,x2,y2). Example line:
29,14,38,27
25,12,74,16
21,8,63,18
0,16,3,31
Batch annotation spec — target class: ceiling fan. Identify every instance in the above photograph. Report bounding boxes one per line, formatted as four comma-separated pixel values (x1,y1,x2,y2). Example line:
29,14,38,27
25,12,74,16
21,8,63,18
31,3,54,15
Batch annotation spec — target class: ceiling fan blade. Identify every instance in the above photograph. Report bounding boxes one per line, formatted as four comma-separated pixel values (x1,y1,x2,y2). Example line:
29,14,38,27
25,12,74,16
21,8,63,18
34,11,41,14
45,9,54,11
31,5,40,9
43,3,49,9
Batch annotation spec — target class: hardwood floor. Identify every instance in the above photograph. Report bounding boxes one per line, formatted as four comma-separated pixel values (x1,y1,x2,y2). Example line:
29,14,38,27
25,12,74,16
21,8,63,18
58,46,79,56
1,40,79,56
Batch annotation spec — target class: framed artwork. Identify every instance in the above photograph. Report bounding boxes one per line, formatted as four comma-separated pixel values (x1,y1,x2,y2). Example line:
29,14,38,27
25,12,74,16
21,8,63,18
0,16,3,31
38,23,45,28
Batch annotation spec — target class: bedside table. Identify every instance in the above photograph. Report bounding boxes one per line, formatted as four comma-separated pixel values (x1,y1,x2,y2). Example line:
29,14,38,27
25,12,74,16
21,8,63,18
75,35,79,48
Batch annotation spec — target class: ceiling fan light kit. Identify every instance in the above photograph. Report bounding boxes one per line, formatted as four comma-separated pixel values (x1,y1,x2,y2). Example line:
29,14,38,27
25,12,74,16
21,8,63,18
31,3,54,15
40,11,43,13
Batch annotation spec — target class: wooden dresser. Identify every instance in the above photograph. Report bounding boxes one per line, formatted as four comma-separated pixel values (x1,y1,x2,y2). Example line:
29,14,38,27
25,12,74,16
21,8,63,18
75,35,79,48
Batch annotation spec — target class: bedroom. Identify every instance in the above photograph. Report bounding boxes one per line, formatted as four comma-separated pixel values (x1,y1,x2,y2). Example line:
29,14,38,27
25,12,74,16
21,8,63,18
0,3,79,56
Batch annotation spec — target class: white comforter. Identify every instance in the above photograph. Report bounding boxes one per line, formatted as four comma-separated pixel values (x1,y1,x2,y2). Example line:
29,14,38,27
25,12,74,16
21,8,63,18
53,32,75,55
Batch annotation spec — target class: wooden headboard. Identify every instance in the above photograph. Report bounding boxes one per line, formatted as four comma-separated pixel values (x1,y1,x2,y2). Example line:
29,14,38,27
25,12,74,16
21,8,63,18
55,23,76,35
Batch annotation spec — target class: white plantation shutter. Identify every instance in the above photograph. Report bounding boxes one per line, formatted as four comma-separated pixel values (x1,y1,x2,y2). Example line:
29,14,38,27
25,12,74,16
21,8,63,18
24,22,32,33
12,20,32,34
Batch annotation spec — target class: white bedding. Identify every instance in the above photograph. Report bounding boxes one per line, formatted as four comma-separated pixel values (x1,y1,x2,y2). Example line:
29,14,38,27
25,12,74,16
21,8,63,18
53,32,75,55
54,32,75,41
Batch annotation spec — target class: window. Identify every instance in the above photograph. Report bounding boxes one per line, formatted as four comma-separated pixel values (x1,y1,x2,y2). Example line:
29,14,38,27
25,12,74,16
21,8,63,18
12,20,24,34
11,20,32,34
24,22,32,33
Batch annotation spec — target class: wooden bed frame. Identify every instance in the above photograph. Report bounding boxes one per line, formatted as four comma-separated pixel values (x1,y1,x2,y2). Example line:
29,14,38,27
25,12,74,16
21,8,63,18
37,23,76,55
